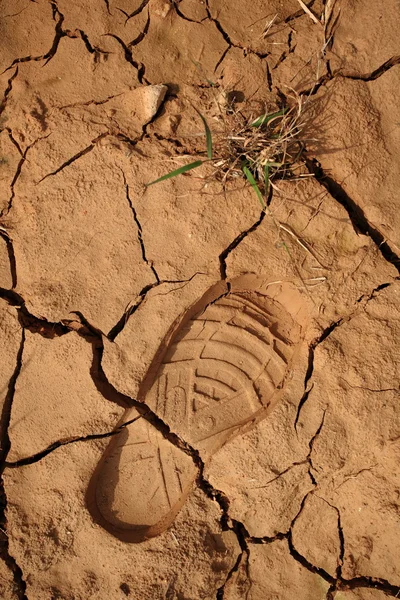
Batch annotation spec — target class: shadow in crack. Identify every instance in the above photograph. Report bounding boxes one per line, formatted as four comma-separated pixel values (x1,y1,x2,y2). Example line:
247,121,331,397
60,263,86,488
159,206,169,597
305,158,400,272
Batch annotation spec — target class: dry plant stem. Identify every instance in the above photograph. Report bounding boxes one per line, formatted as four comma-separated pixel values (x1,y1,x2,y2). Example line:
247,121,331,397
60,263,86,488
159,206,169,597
278,223,330,270
295,0,322,25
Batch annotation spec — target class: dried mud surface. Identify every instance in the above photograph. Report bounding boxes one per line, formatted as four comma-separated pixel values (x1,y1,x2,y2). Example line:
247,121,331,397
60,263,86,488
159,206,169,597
0,1,399,599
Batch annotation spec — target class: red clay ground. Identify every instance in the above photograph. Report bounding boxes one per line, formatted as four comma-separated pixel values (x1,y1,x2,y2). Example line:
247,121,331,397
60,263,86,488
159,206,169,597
0,1,399,599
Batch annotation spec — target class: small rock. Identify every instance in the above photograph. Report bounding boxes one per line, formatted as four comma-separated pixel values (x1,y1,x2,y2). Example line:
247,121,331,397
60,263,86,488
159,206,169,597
140,84,168,123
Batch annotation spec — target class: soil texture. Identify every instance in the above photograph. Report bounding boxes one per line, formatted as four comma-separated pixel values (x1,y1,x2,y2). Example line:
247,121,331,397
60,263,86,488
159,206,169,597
0,1,399,599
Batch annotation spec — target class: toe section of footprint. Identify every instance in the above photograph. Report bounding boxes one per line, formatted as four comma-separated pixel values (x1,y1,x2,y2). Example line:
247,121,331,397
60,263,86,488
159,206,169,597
92,276,306,541
143,278,303,456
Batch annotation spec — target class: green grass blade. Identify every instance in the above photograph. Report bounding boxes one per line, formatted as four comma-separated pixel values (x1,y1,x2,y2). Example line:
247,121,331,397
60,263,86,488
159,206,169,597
194,108,213,159
264,164,270,196
242,165,266,209
190,59,216,86
251,107,288,128
146,160,203,186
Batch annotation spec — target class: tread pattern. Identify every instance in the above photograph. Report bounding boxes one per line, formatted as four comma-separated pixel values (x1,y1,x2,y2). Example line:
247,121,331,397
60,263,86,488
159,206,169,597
145,292,297,450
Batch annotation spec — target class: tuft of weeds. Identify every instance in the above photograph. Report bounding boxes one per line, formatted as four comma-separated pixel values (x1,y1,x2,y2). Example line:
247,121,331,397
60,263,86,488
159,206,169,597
146,89,309,210
145,88,328,300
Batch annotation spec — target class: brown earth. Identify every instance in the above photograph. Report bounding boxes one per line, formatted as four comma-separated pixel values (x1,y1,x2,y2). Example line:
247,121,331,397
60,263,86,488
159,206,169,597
0,0,399,599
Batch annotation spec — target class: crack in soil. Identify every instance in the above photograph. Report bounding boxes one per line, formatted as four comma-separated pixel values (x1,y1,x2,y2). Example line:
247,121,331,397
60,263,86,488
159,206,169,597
5,127,23,157
0,287,70,338
357,281,396,305
317,496,345,581
204,0,268,59
325,583,336,600
214,45,231,73
107,271,205,340
294,317,343,433
58,92,124,111
1,132,51,215
103,0,111,16
172,1,202,24
120,170,160,283
218,466,400,599
288,523,335,585
2,2,65,73
265,61,273,91
217,175,275,280
336,578,400,598
258,413,330,577
316,479,400,598
199,484,250,599
104,34,147,83
333,465,379,493
1,6,28,20
0,329,24,467
339,54,400,82
297,70,332,97
217,393,332,595
294,277,395,437
5,416,142,469
306,409,326,485
305,158,400,272
299,53,400,99
118,0,150,23
0,67,18,117
37,132,108,183
219,209,266,279
216,540,250,600
0,482,28,600
0,327,27,599
65,28,110,63
272,30,296,71
4,151,31,215
286,488,334,586
0,230,17,288
128,10,151,48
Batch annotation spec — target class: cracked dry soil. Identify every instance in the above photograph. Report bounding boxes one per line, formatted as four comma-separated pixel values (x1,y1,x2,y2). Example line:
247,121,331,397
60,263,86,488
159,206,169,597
0,0,399,599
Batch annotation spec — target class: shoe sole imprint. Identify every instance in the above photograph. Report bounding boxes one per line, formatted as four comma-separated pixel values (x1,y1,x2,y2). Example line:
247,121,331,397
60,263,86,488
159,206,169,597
88,276,306,542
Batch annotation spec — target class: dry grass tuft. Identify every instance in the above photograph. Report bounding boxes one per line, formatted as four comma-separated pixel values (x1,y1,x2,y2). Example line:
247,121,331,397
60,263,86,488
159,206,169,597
147,88,311,210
